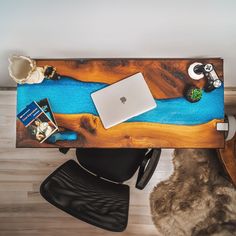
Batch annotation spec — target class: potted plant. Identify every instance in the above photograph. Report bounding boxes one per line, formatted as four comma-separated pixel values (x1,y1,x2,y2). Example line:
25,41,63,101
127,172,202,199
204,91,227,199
184,86,203,103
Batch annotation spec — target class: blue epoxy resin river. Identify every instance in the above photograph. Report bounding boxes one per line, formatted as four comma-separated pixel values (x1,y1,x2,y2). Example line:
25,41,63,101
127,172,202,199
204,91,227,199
17,77,224,125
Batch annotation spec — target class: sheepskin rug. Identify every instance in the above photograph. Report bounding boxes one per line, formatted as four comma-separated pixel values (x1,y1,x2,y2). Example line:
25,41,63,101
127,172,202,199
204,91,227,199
150,149,236,236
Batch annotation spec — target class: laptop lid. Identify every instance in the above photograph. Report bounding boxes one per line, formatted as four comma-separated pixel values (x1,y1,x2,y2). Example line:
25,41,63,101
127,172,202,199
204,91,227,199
91,72,157,129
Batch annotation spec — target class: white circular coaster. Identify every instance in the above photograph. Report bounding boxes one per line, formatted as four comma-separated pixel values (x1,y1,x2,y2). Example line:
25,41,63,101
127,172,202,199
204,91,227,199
188,62,204,80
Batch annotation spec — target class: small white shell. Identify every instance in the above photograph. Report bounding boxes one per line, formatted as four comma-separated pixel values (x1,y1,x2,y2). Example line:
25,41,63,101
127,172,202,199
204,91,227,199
26,67,45,84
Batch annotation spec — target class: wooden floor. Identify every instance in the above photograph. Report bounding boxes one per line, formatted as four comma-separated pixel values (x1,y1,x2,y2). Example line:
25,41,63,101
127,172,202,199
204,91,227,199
0,90,174,236
0,89,235,236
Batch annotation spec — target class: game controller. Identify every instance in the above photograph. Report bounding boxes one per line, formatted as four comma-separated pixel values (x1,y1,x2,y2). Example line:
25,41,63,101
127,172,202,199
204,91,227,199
188,62,222,92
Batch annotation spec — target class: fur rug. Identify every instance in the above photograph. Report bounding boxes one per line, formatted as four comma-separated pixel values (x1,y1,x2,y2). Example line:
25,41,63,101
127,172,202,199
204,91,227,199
150,149,236,236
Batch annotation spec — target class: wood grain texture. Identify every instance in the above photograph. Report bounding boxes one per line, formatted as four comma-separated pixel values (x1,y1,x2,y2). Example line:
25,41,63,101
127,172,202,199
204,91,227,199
36,58,223,99
16,58,225,148
16,114,224,148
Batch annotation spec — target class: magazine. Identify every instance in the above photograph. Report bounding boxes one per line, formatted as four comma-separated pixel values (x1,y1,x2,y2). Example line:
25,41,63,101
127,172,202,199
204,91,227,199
37,98,57,125
17,101,58,143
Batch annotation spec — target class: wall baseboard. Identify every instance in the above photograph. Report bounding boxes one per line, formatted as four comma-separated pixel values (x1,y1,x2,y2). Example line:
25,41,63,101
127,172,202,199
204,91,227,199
224,87,236,106
0,87,16,91
1,86,236,91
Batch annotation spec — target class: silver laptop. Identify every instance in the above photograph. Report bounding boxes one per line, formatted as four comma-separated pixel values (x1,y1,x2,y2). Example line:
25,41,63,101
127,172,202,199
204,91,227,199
91,72,157,129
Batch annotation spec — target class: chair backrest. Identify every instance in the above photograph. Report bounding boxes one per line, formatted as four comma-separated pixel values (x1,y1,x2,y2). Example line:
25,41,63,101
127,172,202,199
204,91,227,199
76,148,148,183
40,160,129,232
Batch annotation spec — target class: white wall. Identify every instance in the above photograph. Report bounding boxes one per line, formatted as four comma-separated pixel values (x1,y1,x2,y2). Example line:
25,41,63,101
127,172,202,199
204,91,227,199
0,0,235,87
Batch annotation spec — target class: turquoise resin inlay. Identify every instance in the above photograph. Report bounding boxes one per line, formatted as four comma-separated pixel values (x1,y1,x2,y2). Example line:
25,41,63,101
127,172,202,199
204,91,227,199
17,77,224,125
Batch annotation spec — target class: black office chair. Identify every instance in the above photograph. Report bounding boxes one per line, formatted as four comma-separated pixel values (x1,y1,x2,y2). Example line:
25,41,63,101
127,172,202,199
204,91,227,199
40,148,161,232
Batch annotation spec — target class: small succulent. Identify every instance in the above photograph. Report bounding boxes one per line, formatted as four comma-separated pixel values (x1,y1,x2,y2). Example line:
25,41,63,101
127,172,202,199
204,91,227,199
184,86,202,103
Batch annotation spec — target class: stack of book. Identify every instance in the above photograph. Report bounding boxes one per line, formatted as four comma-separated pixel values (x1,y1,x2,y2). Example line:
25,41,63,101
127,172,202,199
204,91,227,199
17,99,58,143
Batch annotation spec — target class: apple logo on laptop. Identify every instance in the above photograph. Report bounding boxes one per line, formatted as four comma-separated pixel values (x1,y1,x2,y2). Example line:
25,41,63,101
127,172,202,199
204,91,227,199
120,96,127,104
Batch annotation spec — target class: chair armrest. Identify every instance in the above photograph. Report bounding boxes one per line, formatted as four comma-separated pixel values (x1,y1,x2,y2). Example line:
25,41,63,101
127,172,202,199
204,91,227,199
135,149,161,190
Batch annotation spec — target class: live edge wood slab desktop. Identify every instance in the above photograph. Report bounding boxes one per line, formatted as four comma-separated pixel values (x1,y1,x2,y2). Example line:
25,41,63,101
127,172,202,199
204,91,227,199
16,58,224,148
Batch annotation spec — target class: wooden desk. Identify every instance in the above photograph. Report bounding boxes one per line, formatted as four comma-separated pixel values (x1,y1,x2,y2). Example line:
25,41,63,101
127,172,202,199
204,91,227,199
16,58,224,148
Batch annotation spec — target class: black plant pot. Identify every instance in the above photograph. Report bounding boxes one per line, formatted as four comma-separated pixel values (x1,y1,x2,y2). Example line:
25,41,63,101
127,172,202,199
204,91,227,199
184,86,202,103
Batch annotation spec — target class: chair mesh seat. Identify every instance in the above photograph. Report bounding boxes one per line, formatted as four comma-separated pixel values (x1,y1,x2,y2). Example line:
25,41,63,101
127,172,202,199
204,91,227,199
40,160,129,232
